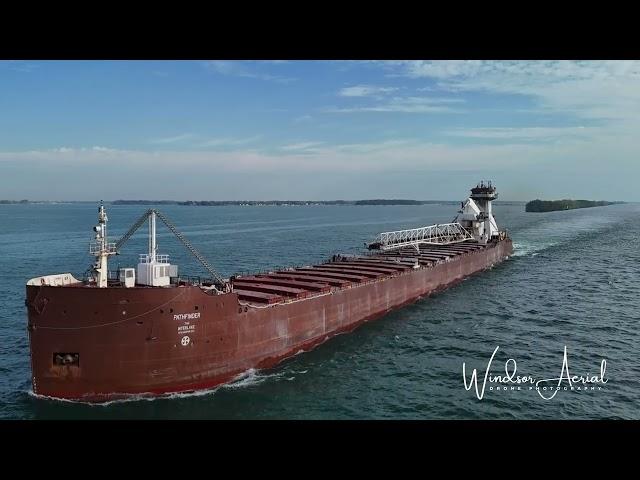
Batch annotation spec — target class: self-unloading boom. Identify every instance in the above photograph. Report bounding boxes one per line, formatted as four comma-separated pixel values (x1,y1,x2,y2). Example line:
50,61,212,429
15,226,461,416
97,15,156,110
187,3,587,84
368,181,501,252
368,222,474,252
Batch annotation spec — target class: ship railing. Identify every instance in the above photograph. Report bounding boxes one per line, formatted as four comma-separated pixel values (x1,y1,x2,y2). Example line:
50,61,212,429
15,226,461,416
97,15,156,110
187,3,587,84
93,272,219,288
107,270,121,280
173,275,218,287
139,254,170,264
89,241,117,255
371,222,474,251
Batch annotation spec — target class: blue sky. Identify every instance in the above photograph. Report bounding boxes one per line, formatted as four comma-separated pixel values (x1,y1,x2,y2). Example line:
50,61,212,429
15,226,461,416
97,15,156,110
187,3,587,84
0,60,637,201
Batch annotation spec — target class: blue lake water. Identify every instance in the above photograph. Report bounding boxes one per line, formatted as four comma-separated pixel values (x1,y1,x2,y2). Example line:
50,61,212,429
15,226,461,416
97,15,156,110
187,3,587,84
1,201,638,419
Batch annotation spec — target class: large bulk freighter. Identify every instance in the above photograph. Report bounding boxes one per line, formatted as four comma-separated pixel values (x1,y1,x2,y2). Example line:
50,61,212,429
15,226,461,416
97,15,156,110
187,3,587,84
26,182,512,401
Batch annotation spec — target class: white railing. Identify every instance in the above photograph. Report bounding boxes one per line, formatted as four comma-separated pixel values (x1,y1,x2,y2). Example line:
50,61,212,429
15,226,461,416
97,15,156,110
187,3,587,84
27,273,81,286
139,254,169,264
374,223,474,251
89,241,117,256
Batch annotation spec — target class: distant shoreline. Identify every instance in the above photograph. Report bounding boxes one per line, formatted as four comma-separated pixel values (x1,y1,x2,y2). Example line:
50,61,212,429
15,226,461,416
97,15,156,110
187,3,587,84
525,199,624,212
1,199,527,206
113,199,462,206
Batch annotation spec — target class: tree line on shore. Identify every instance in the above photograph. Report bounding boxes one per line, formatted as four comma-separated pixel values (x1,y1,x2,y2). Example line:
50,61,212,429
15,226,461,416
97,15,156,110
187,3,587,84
525,199,622,212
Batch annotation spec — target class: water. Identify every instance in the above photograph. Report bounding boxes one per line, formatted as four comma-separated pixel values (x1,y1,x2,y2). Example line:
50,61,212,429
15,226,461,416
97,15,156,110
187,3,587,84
1,202,638,419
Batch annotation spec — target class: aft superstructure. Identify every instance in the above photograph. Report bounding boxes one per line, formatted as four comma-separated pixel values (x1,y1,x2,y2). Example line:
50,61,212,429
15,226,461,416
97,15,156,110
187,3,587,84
457,180,501,243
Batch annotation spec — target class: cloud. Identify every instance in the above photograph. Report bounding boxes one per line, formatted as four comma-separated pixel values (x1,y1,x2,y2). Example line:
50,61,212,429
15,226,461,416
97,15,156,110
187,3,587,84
339,85,398,97
0,61,39,72
334,84,466,113
0,139,581,173
293,115,313,124
49,146,118,153
90,146,119,152
149,134,262,148
379,61,640,123
327,95,465,114
280,141,324,152
150,133,195,144
203,61,296,84
3,133,639,201
2,137,638,201
445,126,595,141
392,60,640,84
197,135,262,148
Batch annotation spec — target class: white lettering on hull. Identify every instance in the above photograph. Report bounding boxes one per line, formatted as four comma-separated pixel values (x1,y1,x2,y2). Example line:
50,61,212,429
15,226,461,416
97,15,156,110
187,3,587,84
178,323,196,334
173,312,200,321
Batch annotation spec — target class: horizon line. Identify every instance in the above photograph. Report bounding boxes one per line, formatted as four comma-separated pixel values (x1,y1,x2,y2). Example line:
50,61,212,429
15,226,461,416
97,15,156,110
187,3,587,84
2,198,624,204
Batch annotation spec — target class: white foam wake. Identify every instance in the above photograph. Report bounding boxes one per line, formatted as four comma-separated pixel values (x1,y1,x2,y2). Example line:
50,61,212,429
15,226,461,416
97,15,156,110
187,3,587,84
25,368,287,406
511,241,558,258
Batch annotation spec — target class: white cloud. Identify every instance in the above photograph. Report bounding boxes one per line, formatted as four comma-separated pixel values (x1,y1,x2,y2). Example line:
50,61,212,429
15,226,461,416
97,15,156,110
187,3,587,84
445,126,595,140
381,61,640,123
0,60,39,72
0,139,586,173
150,133,194,144
293,115,313,124
48,146,118,154
2,135,639,201
90,146,119,152
327,95,465,114
149,134,262,148
203,61,296,84
281,141,324,151
339,85,398,97
197,135,262,148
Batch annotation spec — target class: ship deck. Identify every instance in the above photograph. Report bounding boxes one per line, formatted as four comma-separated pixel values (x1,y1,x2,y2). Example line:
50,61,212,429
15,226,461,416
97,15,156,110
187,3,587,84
232,240,489,307
50,241,492,307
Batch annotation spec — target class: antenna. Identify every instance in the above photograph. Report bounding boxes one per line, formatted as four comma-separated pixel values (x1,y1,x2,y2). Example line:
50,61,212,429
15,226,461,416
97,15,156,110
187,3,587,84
89,202,116,287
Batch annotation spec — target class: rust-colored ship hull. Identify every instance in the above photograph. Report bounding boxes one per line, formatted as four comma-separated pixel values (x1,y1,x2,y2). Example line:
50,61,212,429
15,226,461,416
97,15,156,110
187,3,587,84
26,238,512,401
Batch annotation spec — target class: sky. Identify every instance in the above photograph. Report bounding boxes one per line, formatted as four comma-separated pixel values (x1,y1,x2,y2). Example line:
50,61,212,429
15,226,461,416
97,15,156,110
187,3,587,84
0,60,638,201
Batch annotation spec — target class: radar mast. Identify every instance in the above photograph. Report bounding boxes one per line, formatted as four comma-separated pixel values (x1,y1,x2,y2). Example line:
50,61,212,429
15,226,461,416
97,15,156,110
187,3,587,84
89,201,116,288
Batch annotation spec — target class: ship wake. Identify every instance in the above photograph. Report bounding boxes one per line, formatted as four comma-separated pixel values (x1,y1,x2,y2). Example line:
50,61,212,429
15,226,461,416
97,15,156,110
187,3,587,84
511,240,558,257
25,368,289,406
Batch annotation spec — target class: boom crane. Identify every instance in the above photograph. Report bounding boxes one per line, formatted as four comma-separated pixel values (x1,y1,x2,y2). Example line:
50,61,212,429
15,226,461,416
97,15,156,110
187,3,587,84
113,209,229,291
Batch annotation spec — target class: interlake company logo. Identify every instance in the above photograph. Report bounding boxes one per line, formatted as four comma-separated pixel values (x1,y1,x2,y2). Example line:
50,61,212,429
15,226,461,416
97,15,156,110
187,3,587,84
462,346,608,401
